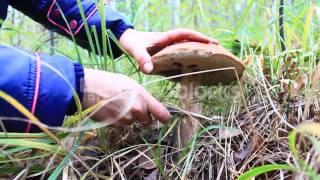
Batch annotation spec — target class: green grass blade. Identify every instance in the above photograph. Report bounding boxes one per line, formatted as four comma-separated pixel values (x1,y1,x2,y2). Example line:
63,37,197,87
0,139,66,155
48,132,83,180
238,164,295,180
0,166,45,176
231,0,255,41
302,6,314,51
288,123,320,179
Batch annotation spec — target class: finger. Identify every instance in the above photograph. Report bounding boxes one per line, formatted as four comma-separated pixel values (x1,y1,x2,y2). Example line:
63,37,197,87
143,92,172,123
136,111,153,127
130,102,152,126
130,45,154,74
110,111,135,127
111,118,134,127
167,29,219,45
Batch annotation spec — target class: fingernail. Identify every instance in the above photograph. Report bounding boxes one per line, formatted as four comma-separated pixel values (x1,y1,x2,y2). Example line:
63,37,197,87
166,111,173,120
143,62,154,73
211,39,219,45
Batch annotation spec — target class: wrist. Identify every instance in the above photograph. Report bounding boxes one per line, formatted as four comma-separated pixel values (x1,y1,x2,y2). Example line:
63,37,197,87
81,68,105,110
67,63,85,115
119,28,135,42
119,28,138,55
82,68,92,110
113,21,134,40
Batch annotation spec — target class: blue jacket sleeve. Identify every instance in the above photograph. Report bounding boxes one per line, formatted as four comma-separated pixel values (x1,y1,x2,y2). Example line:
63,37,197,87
0,46,84,132
9,0,134,58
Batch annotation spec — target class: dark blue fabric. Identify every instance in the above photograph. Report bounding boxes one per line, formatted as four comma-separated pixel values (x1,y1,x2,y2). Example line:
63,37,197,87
0,0,8,26
0,0,133,132
0,46,84,132
8,0,134,57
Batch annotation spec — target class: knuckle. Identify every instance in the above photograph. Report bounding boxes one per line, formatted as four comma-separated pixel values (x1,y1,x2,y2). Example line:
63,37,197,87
135,54,147,65
131,105,143,114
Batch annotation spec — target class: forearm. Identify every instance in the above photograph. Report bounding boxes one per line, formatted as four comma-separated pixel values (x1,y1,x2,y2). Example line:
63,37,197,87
0,46,84,132
9,0,134,57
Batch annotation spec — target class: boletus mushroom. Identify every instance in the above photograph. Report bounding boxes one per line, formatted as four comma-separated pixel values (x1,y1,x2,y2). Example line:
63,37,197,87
150,42,245,148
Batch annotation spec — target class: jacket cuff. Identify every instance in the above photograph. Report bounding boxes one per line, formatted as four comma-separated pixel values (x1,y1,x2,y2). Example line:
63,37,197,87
110,20,134,40
67,63,84,115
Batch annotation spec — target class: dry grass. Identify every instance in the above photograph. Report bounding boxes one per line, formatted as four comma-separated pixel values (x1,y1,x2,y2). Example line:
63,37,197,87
53,56,320,179
1,0,320,179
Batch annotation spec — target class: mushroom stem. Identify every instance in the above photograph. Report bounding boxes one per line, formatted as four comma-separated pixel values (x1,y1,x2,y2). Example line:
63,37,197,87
179,75,201,148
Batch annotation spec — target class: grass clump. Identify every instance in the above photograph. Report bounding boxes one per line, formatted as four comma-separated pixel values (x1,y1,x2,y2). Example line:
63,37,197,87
1,0,320,179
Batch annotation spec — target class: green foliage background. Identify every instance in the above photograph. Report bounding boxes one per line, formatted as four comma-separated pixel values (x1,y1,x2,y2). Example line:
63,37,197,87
0,0,320,179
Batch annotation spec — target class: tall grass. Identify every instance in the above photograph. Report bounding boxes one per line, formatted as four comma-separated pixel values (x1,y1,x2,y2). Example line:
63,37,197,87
0,0,320,179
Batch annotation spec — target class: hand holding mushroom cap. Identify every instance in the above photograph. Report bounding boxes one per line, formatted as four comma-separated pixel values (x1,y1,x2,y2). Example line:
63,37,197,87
119,28,219,73
150,42,245,147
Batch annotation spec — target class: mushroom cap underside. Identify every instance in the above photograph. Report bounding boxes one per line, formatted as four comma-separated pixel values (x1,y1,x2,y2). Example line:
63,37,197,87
150,42,245,86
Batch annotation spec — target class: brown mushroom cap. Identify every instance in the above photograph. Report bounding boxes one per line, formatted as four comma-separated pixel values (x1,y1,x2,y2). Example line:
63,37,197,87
150,42,245,86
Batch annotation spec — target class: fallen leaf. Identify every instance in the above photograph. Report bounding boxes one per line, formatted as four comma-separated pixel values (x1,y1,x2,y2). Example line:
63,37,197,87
143,169,159,180
138,146,157,170
234,131,263,163
243,55,255,66
219,128,242,139
290,74,307,97
83,131,97,144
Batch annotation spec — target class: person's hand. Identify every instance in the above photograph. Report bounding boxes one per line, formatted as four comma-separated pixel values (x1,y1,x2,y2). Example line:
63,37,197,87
82,69,172,127
119,28,219,74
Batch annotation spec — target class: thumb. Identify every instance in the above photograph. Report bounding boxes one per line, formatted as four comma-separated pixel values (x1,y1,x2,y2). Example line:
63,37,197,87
131,45,154,74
